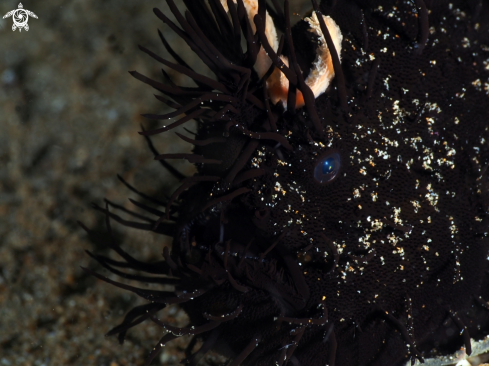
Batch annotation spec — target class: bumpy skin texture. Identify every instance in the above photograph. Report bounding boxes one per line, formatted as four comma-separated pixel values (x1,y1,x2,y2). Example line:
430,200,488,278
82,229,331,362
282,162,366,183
85,0,489,365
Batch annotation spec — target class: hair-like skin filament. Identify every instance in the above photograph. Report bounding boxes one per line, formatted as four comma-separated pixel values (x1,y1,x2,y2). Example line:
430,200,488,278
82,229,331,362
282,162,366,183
221,0,279,77
267,12,342,109
221,0,342,109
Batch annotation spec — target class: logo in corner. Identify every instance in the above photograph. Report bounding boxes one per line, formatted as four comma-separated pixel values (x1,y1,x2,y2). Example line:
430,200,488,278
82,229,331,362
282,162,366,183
3,3,38,32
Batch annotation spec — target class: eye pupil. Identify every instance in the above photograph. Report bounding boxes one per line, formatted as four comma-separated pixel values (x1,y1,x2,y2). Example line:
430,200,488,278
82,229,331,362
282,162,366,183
322,157,335,174
314,152,341,184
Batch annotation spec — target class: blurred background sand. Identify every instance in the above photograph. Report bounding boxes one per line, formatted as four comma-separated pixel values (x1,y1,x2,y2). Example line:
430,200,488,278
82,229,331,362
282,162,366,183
0,1,309,365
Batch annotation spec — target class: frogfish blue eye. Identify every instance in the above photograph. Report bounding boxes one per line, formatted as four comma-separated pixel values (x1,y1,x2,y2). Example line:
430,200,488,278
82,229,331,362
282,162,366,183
314,152,341,184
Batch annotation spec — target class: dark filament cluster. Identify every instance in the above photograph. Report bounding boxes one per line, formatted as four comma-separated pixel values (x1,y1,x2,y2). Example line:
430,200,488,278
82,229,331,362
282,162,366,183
82,0,489,365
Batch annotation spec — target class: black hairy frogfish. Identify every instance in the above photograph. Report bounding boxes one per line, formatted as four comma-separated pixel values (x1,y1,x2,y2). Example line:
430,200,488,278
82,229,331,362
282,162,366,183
82,0,489,365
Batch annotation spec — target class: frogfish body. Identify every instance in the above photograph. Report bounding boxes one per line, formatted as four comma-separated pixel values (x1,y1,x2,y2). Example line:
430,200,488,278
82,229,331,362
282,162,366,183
84,0,489,365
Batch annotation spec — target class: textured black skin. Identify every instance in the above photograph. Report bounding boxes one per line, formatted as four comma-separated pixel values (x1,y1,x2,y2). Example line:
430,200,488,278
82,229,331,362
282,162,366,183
85,1,489,365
